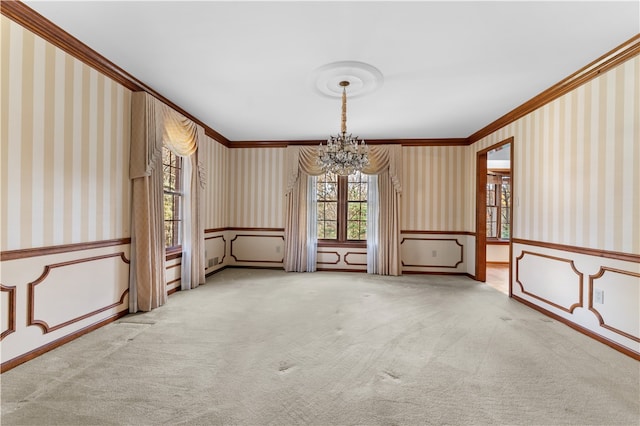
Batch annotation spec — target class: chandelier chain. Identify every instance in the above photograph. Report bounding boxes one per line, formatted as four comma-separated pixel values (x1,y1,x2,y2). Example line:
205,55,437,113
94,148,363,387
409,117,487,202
318,81,369,176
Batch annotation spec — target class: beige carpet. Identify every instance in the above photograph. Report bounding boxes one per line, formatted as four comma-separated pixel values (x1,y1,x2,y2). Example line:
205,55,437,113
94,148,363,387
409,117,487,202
1,268,638,425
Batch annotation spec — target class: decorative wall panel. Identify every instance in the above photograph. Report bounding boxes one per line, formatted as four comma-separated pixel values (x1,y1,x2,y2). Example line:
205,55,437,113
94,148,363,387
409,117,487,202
28,252,130,333
230,234,285,264
401,238,464,269
589,267,640,343
1,285,16,340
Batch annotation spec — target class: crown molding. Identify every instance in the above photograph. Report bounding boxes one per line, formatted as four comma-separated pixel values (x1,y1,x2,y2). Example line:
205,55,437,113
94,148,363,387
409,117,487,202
468,34,640,143
229,138,470,148
3,1,638,148
1,0,231,146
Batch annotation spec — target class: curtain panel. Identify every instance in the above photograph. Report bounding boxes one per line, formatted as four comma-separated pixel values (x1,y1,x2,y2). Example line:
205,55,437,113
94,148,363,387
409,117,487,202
283,145,402,275
129,92,166,312
129,93,206,312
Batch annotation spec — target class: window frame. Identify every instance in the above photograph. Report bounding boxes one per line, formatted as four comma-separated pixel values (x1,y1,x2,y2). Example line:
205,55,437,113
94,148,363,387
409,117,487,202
162,147,183,253
486,171,510,241
317,172,368,248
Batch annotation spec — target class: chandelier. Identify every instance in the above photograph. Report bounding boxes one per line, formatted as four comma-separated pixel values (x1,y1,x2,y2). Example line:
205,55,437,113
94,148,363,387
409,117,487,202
317,81,369,176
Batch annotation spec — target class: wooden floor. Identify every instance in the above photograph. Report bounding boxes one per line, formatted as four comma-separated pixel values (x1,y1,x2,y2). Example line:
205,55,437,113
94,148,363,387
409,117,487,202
485,263,509,294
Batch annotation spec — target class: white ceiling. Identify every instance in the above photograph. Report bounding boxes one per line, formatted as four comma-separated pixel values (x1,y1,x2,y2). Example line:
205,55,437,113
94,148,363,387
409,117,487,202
24,1,640,142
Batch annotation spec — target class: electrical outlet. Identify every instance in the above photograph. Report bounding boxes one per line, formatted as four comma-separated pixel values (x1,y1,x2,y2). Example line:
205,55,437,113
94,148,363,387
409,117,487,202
432,250,437,257
594,288,604,304
276,246,281,253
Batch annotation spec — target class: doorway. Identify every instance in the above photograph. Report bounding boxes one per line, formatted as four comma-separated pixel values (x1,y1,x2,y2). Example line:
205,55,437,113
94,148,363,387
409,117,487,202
475,137,513,296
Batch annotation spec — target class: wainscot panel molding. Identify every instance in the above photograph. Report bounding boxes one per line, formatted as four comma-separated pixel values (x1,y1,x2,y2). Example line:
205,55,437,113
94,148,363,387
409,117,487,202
1,310,128,373
588,267,640,343
230,234,285,264
1,242,131,370
1,285,17,340
401,237,464,269
0,1,230,146
317,251,341,265
27,252,130,333
0,238,132,261
512,238,640,264
515,251,583,313
512,295,639,361
512,241,640,358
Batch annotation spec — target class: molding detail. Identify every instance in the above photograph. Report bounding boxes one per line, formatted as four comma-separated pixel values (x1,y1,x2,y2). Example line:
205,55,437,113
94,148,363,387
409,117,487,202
589,267,640,343
401,230,475,236
400,238,464,268
0,0,230,146
230,235,285,263
469,34,640,143
317,251,341,265
1,310,129,373
205,235,227,265
515,251,583,313
28,252,130,334
513,295,639,361
229,139,469,148
344,252,367,266
1,238,131,261
512,238,640,263
0,284,16,340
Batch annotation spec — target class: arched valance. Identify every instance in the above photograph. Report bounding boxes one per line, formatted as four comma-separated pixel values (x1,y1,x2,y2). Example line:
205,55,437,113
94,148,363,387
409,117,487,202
162,104,198,157
285,144,402,194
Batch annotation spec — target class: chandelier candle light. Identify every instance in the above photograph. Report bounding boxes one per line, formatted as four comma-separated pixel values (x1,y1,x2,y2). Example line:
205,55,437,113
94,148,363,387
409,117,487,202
318,81,369,176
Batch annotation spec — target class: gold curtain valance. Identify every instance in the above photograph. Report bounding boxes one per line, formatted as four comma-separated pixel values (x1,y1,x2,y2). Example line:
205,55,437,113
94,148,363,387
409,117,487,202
285,145,402,194
162,104,197,157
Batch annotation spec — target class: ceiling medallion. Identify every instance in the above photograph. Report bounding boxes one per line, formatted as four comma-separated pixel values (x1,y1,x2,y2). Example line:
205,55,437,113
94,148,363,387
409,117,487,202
310,61,384,98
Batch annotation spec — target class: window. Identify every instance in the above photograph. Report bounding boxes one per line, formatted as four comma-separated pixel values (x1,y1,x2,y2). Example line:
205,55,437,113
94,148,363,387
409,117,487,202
163,147,182,249
317,171,368,242
486,173,510,239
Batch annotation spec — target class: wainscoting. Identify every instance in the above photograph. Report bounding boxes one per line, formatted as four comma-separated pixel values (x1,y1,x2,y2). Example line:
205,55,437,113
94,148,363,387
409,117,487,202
401,231,475,275
512,239,639,358
0,240,131,371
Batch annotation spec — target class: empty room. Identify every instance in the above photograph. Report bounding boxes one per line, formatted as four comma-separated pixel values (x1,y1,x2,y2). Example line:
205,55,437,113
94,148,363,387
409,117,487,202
1,1,639,425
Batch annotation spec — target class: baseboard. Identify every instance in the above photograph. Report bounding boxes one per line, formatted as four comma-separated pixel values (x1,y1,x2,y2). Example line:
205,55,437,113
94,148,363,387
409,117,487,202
512,295,640,361
205,266,229,278
1,309,129,373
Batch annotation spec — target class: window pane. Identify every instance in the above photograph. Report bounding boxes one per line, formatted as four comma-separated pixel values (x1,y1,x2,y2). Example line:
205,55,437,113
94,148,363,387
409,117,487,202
348,202,360,220
317,202,325,221
486,206,497,238
324,221,337,239
325,202,337,221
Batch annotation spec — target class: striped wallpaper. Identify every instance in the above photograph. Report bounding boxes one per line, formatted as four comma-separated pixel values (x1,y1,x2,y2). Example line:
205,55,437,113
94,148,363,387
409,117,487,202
228,148,285,228
401,145,466,231
201,135,229,229
469,55,639,255
1,17,131,251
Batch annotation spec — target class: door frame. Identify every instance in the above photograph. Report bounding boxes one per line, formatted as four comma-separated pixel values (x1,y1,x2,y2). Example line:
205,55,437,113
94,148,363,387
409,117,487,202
475,136,514,296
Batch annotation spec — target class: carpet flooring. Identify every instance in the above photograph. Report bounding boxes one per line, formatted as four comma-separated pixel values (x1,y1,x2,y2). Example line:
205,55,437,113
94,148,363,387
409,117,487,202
1,268,638,425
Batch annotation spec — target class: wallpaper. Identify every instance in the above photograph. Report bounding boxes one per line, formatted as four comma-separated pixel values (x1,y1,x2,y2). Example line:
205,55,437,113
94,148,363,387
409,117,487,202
1,17,131,250
469,55,639,254
227,147,286,228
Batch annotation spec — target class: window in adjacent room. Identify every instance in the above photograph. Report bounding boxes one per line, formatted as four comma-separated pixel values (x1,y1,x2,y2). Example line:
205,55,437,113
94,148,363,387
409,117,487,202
163,146,183,249
317,171,368,242
486,173,510,240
